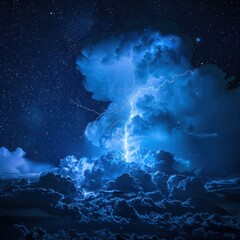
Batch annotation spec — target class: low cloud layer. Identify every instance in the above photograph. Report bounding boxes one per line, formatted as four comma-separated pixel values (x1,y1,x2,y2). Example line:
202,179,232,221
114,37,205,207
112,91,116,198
1,151,240,239
0,147,51,176
77,24,240,174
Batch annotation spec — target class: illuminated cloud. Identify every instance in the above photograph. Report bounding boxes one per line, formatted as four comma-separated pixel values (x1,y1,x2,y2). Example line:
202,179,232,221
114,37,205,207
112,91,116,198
0,147,52,176
76,25,240,173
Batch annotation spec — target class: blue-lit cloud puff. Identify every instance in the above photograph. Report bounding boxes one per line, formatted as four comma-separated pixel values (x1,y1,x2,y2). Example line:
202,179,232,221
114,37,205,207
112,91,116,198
0,147,52,176
76,26,240,173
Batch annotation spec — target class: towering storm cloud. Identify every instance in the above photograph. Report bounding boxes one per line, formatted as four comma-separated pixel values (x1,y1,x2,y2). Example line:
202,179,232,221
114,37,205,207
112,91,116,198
76,25,240,173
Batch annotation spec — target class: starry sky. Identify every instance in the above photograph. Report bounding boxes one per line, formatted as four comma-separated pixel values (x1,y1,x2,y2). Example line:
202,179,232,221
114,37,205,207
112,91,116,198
0,0,240,166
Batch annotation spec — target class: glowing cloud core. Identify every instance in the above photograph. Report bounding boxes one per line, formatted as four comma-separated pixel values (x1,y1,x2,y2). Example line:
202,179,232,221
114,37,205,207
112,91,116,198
76,27,240,171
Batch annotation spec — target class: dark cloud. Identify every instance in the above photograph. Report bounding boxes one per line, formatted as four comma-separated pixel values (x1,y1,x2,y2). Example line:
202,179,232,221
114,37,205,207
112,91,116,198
1,157,240,239
38,172,79,197
107,173,143,193
0,186,63,214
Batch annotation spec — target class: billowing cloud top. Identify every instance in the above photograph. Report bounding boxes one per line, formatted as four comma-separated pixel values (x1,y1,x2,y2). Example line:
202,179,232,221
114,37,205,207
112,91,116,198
76,27,240,173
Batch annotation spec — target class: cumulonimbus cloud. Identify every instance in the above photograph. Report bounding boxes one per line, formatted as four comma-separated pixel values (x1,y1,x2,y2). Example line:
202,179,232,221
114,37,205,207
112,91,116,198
76,23,240,174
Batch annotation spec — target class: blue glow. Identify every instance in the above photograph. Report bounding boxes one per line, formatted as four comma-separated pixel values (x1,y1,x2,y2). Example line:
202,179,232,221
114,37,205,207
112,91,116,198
195,37,201,43
76,28,240,171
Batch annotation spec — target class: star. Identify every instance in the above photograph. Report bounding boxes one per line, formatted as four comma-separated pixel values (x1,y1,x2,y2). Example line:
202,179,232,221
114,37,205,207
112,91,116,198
195,37,201,43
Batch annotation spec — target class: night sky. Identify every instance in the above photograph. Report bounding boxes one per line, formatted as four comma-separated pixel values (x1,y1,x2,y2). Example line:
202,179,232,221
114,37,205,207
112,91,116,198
1,0,240,166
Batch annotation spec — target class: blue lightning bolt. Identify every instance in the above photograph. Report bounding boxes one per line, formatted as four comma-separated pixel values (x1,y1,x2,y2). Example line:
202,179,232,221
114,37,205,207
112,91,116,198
123,69,197,162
